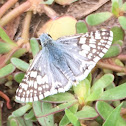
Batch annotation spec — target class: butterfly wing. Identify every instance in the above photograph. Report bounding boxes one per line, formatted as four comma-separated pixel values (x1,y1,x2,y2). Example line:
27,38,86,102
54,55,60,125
16,30,113,103
15,49,49,102
57,30,113,81
15,48,72,102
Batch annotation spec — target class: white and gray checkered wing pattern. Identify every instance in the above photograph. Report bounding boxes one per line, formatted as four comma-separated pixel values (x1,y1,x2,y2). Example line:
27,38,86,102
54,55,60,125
16,50,51,102
15,30,113,103
57,30,113,81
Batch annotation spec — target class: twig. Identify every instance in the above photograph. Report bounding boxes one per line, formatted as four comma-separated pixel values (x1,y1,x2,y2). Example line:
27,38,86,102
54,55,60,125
97,61,126,73
0,91,11,109
0,0,18,19
0,1,31,27
17,11,32,47
0,47,18,69
43,5,59,19
117,54,126,61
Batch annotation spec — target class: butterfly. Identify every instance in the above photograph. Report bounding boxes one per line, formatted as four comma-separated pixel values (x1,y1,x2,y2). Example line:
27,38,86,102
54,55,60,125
15,30,113,103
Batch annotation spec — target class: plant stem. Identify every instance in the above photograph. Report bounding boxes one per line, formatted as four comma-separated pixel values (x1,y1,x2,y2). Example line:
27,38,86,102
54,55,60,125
43,5,58,19
0,91,11,109
17,11,32,47
0,0,18,19
0,1,31,27
97,61,126,73
117,54,126,61
0,47,18,68
0,101,2,126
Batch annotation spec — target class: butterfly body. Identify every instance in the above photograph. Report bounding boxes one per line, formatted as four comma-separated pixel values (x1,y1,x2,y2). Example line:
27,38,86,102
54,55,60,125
16,30,113,103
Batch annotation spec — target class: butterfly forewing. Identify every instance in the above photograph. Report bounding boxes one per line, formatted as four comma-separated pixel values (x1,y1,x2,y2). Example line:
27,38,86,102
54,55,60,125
15,30,113,103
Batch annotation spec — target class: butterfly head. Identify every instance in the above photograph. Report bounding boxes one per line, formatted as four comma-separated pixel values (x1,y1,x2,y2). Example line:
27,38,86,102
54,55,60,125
39,33,52,46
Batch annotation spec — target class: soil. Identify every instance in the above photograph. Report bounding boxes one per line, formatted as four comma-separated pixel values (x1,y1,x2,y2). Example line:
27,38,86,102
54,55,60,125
0,0,126,125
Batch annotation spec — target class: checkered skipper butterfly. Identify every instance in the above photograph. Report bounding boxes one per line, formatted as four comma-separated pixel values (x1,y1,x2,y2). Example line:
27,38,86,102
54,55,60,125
15,30,113,102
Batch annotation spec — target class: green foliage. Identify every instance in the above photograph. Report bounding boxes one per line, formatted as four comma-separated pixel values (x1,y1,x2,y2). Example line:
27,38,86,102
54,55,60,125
99,83,126,101
59,104,78,126
0,27,17,46
14,72,25,83
103,103,126,126
111,26,124,43
0,42,12,54
43,92,76,103
30,38,40,57
76,21,88,33
12,104,32,117
86,12,112,26
65,109,81,126
76,106,98,119
11,57,29,72
103,44,121,58
33,102,54,126
118,16,126,29
122,2,126,11
0,63,15,78
42,0,54,4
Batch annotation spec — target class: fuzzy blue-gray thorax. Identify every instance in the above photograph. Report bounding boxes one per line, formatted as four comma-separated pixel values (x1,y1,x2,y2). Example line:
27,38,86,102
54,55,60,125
39,33,53,47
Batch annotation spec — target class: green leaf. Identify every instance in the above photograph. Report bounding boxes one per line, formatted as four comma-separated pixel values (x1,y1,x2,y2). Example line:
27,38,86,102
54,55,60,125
6,48,27,64
122,2,126,11
8,116,33,126
96,101,114,120
11,57,29,72
12,48,27,58
114,58,124,67
76,106,98,119
111,26,124,43
0,27,17,46
24,109,35,120
114,40,123,46
37,100,77,117
76,21,88,34
43,92,75,103
42,0,54,4
0,63,15,78
9,117,26,126
111,1,120,16
30,38,40,57
91,74,114,91
65,109,81,126
103,44,121,58
118,16,126,30
5,80,12,89
103,103,126,126
59,104,79,126
111,0,123,7
24,120,33,126
99,83,126,101
86,88,103,102
14,72,25,83
12,104,32,117
0,42,12,54
73,79,90,104
86,73,92,84
86,12,112,26
118,0,123,7
33,101,54,126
